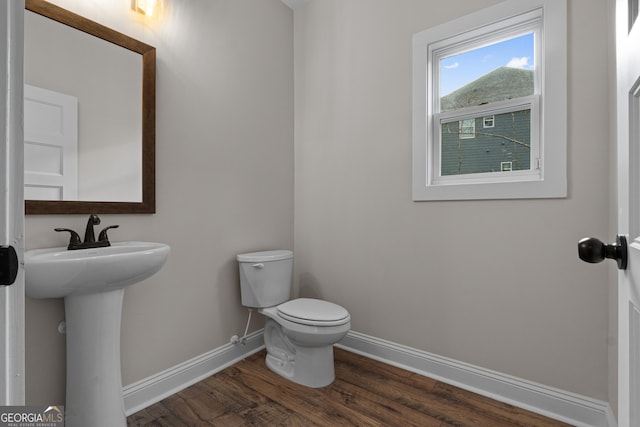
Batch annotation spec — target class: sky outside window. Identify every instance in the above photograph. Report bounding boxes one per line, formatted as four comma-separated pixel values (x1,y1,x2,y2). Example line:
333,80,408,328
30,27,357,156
439,32,534,96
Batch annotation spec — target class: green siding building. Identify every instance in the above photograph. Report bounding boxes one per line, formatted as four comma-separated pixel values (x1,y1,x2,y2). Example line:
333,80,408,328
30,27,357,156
439,67,533,176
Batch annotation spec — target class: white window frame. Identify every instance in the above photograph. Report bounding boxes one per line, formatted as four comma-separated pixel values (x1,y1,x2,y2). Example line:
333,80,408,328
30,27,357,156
412,0,566,201
483,116,495,128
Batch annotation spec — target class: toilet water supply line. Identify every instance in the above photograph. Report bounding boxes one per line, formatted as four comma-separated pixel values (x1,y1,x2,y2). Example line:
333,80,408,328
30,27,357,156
230,308,253,345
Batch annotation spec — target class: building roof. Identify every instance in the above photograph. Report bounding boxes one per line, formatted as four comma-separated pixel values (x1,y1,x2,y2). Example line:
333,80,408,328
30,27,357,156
440,66,534,112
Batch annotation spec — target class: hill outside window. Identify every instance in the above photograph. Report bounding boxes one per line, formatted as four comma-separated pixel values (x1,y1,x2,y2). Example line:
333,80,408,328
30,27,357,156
412,0,567,201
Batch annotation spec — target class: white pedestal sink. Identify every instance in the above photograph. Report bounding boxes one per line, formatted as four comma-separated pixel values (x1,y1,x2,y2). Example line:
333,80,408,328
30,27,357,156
25,241,170,427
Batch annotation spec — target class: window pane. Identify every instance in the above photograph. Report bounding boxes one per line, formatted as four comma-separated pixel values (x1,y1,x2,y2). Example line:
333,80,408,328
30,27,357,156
439,33,534,112
441,109,531,176
459,119,476,139
483,116,495,128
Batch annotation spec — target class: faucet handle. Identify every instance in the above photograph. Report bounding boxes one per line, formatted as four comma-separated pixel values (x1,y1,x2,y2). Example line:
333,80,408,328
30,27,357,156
55,228,81,248
98,225,119,243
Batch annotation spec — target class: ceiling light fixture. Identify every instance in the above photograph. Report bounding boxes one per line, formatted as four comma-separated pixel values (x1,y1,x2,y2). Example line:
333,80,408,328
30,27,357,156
133,0,160,17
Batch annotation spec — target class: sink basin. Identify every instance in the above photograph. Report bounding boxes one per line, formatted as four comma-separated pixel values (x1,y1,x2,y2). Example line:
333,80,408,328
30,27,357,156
25,241,170,298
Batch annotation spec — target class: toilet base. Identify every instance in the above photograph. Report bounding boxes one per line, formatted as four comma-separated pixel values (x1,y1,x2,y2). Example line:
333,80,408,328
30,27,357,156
265,343,335,388
263,318,337,388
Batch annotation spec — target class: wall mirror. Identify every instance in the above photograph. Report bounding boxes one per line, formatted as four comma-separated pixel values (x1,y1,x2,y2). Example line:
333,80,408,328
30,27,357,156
24,0,156,214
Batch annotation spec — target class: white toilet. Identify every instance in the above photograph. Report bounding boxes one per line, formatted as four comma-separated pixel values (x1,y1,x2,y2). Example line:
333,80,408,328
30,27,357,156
237,249,350,388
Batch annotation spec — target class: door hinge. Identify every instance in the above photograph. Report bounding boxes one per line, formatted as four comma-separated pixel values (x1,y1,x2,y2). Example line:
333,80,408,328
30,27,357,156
536,158,542,170
0,246,19,286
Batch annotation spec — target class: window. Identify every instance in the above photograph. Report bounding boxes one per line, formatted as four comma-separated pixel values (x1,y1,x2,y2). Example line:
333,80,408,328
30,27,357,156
412,0,566,200
459,119,475,139
483,116,495,128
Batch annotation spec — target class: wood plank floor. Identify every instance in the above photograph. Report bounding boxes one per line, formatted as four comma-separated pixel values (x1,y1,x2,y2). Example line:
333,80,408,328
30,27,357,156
127,348,574,426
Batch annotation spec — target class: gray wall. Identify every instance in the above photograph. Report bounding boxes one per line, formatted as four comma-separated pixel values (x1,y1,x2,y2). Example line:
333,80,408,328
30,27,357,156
25,0,294,404
293,0,612,401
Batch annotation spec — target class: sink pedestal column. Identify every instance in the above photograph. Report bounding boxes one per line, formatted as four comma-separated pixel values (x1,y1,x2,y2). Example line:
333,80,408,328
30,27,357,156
64,289,126,427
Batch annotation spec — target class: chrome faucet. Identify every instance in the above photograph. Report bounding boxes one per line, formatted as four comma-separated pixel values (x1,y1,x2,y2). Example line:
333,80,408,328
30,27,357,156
55,214,119,250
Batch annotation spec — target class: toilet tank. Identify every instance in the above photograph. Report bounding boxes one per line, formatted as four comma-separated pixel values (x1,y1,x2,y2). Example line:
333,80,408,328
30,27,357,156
237,250,293,308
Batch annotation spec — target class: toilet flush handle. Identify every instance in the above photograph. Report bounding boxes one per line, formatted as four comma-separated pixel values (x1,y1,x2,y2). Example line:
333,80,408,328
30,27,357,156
252,263,264,269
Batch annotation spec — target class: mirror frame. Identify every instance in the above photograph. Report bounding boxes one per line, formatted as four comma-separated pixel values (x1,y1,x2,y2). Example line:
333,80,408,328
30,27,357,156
24,0,156,214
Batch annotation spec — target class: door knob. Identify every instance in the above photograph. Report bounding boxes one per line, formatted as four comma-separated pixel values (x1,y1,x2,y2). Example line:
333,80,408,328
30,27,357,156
0,246,18,286
578,235,628,270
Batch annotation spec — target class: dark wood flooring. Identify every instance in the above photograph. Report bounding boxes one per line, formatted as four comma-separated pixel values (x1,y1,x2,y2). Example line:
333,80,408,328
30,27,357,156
127,348,574,426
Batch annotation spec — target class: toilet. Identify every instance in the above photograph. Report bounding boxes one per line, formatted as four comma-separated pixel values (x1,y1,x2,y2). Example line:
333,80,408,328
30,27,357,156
237,250,350,388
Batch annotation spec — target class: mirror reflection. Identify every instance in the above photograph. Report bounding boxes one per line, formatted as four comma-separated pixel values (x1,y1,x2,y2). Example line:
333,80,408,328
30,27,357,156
24,10,143,203
24,0,156,214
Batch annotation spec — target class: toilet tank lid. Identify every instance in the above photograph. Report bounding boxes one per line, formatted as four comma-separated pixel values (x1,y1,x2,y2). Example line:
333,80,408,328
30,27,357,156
237,250,293,262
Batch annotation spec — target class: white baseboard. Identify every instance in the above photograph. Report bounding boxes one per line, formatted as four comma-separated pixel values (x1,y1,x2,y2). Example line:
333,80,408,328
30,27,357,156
122,328,616,427
337,331,615,427
122,330,264,416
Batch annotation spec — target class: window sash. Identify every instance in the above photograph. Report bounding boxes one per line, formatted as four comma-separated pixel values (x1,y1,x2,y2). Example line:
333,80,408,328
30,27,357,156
430,12,542,115
459,119,476,139
427,20,542,114
431,96,540,185
483,116,495,128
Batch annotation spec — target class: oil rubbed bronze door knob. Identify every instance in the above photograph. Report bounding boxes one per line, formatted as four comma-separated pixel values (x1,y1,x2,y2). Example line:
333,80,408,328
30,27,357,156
578,235,628,270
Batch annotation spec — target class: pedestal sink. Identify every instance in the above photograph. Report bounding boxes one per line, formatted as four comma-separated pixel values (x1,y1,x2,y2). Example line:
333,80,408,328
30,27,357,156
25,241,170,427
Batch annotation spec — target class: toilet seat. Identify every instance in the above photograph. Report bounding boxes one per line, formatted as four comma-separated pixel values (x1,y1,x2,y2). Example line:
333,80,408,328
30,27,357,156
277,298,350,326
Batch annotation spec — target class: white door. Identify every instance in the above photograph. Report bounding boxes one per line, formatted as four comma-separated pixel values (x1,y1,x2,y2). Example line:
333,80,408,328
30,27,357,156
0,1,25,404
616,0,640,425
24,84,78,201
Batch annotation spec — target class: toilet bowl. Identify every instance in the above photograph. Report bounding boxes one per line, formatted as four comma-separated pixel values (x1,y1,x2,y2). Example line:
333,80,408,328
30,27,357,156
260,298,350,387
237,250,351,388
